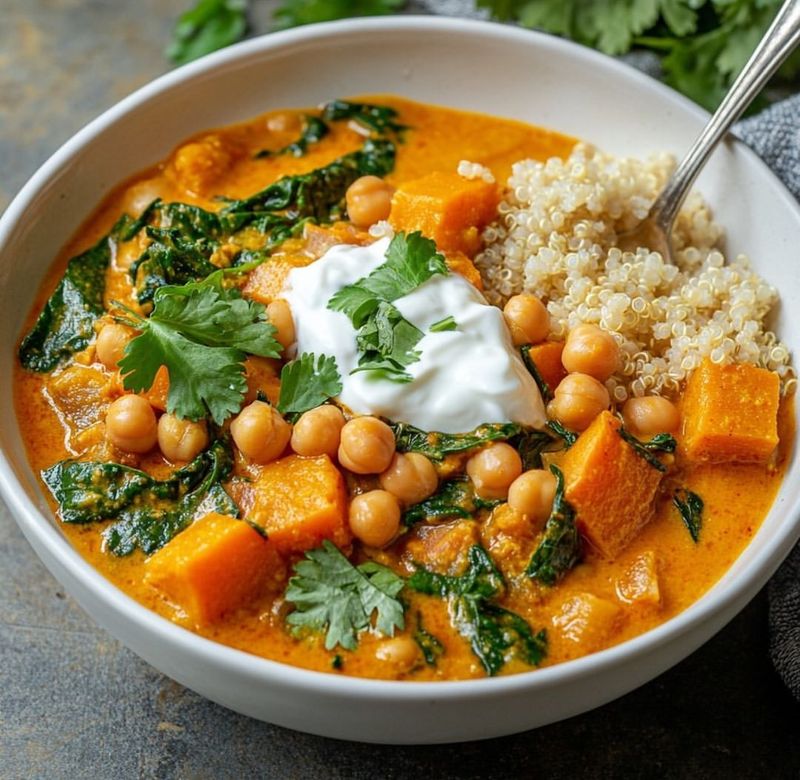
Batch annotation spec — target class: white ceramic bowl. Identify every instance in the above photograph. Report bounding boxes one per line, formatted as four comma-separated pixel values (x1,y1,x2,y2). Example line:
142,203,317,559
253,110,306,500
1,17,798,745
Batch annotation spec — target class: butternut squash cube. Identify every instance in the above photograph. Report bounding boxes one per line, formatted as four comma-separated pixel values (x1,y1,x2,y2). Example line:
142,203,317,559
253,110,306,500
552,592,621,651
389,171,499,256
140,365,169,412
526,341,567,394
615,551,661,607
248,454,349,553
560,411,663,559
242,260,294,306
680,358,780,464
144,512,284,627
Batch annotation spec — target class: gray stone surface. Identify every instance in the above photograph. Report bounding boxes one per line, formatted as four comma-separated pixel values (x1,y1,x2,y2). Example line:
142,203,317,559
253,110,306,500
1,2,799,778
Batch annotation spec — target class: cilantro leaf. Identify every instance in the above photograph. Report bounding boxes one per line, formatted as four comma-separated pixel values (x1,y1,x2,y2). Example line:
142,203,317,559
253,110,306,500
117,273,281,424
328,232,448,381
277,353,343,415
273,0,404,30
166,0,248,66
284,540,405,651
430,315,457,333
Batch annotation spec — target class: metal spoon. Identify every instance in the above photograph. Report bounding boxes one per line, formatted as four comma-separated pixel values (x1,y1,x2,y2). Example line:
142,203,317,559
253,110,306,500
619,0,800,259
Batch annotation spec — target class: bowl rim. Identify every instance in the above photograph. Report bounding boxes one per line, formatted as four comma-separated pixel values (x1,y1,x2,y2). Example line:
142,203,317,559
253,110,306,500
1,14,799,702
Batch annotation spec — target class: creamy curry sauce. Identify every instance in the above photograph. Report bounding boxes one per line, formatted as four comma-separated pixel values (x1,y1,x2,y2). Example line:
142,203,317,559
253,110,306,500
14,97,793,680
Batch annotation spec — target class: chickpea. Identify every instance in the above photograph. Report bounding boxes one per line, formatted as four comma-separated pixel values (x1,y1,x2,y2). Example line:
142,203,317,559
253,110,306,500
338,416,396,474
561,323,620,381
266,299,295,352
547,372,610,431
157,413,209,463
466,442,523,501
379,452,438,505
230,400,291,464
503,294,550,346
348,490,401,548
375,635,421,673
96,323,134,371
105,394,158,454
508,469,557,526
622,396,680,438
290,405,345,457
345,175,394,228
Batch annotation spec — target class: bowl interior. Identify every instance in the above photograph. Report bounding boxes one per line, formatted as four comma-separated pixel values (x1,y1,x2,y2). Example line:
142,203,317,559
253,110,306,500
0,17,798,737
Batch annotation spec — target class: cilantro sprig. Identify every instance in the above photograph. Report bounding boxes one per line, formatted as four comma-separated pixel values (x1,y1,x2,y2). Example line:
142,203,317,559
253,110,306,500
328,231,449,382
284,540,405,651
277,353,343,416
116,272,282,424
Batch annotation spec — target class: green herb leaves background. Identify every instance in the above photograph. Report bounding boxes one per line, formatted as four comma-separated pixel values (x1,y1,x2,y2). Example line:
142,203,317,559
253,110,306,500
167,0,799,113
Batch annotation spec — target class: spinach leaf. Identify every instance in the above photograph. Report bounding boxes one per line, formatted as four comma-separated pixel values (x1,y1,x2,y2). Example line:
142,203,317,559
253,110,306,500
221,138,395,226
510,428,555,471
526,465,581,586
673,488,704,542
545,420,578,448
41,441,238,555
391,420,523,462
520,344,553,402
402,477,499,527
413,613,444,666
322,99,407,136
618,428,676,472
408,545,547,676
255,115,330,158
18,216,131,372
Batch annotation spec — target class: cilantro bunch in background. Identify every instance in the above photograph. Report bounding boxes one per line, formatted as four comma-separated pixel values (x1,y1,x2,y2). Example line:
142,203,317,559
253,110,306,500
168,0,799,112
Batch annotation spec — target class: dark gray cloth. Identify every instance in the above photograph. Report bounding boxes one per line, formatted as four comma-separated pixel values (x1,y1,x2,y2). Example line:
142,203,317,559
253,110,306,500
736,96,800,699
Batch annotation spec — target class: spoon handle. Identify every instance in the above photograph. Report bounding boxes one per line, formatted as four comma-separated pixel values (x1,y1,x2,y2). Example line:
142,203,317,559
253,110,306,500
652,0,800,234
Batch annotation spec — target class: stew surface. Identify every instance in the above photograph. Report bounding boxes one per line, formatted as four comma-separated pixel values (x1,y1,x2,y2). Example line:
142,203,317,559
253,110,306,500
15,96,794,680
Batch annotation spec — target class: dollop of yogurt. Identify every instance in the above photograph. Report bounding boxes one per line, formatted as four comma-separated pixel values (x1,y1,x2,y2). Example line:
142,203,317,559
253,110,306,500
281,238,546,433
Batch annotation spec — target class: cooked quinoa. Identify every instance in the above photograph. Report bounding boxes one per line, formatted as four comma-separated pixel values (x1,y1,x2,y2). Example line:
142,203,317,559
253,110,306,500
476,143,796,400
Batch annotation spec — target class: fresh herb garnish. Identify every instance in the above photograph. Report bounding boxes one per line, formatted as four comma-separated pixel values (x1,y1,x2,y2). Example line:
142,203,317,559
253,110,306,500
19,215,133,372
322,99,407,136
429,315,457,333
511,428,555,471
413,613,444,666
277,353,343,416
545,420,578,448
167,0,247,66
391,420,522,462
41,440,237,555
403,477,500,527
255,115,330,158
526,465,581,586
328,231,448,381
408,545,547,676
116,272,281,424
673,488,704,542
284,540,405,651
520,344,553,402
618,428,677,473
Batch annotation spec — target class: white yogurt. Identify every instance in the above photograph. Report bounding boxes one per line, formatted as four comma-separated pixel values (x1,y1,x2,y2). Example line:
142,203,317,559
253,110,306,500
281,238,546,433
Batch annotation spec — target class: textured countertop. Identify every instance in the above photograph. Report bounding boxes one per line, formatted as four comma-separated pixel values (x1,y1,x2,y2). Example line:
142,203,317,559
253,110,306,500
1,2,799,777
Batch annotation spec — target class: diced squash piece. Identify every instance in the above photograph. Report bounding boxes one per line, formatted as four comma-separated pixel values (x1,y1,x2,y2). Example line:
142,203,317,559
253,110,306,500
242,260,293,305
248,454,349,553
169,134,242,196
444,250,483,290
303,222,372,258
560,411,662,559
526,341,567,393
244,356,282,405
389,171,499,256
406,520,481,576
552,592,621,651
140,365,169,412
680,358,780,464
615,551,661,607
47,365,113,429
144,512,284,627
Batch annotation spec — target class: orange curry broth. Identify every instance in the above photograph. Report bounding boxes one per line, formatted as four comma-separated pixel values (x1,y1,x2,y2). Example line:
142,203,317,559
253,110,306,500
13,96,793,681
